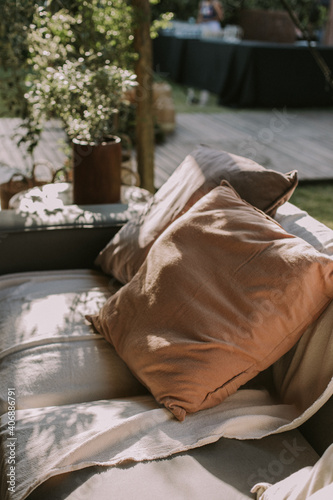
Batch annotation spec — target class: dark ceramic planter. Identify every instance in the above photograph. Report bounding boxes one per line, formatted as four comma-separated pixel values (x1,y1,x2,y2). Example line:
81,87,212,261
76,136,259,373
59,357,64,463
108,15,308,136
72,136,122,205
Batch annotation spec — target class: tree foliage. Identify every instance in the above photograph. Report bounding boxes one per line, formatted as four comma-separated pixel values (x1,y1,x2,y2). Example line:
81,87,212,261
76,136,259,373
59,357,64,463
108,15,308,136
151,0,198,21
0,0,44,117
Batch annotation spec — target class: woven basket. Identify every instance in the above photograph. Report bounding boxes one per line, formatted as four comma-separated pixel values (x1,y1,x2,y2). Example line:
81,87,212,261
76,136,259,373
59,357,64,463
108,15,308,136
0,161,55,210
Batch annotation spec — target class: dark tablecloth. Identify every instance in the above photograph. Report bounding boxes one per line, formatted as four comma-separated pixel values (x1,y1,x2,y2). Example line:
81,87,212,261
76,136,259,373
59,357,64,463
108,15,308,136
153,35,333,107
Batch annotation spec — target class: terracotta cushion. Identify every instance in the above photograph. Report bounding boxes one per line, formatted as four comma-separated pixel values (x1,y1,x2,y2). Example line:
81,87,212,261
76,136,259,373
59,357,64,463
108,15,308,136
95,146,298,284
87,183,333,422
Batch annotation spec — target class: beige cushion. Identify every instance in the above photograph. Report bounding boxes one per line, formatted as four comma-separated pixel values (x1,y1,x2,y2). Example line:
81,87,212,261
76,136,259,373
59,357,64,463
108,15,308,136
0,271,147,415
88,183,333,421
95,146,298,284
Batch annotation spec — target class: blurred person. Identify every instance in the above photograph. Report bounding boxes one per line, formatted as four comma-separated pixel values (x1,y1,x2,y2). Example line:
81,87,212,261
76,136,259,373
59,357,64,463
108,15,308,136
197,0,224,33
193,1,224,106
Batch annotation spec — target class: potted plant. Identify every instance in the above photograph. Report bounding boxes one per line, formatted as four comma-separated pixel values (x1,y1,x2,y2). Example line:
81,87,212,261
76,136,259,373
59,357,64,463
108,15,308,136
22,0,137,204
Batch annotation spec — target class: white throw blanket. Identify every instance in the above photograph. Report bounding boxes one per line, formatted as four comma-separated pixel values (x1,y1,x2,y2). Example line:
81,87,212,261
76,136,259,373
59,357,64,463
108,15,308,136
252,443,333,499
1,202,333,500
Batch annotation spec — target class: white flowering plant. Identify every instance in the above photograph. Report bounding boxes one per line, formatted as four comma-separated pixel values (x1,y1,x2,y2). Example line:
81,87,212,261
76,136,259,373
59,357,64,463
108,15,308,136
25,60,136,144
21,1,137,150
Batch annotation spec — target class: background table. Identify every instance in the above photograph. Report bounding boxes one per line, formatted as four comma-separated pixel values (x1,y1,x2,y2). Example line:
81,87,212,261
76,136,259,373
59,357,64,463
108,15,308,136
153,34,333,107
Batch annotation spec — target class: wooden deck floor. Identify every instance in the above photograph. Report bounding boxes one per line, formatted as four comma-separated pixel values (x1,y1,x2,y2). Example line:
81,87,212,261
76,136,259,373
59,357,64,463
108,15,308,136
1,109,332,191
154,109,333,188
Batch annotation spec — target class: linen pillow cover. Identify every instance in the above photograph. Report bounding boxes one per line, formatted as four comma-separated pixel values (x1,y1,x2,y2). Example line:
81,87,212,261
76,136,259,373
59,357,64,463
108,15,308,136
95,145,298,284
87,183,333,422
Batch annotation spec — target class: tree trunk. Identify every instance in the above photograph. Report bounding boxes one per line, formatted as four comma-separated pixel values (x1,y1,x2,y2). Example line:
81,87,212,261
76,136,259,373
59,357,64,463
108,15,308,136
133,0,155,193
